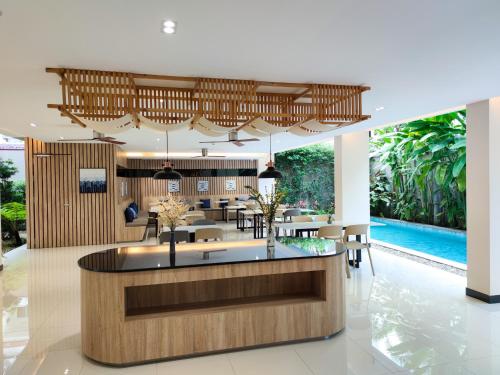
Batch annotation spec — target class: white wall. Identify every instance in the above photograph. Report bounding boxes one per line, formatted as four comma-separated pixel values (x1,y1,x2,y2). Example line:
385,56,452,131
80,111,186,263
466,97,500,296
334,132,370,224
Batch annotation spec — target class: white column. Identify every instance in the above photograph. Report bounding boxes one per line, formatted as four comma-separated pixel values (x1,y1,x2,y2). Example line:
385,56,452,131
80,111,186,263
257,156,274,196
466,97,500,302
334,131,370,224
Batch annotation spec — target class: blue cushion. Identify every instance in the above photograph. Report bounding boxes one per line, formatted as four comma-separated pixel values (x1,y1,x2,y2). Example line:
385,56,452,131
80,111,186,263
201,199,211,209
129,202,139,214
124,207,135,223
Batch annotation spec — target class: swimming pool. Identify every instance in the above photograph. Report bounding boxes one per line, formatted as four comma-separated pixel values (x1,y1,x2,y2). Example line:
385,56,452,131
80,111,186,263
370,217,466,264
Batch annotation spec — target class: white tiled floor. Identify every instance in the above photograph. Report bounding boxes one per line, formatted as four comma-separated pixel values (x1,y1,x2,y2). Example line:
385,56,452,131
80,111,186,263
1,223,500,374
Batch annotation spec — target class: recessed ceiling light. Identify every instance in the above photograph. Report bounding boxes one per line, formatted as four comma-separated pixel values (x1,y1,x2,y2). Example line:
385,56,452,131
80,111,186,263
162,19,176,34
156,138,160,142
163,20,176,28
30,122,37,127
375,106,385,111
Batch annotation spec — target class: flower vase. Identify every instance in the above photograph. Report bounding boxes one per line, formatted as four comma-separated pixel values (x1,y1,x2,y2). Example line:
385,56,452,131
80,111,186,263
266,222,276,258
169,230,176,266
169,229,176,255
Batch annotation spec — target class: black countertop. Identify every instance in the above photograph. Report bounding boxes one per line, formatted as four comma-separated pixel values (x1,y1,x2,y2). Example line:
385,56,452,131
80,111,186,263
78,238,345,273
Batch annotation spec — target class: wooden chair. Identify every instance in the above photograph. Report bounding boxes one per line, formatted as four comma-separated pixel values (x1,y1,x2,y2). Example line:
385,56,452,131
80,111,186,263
192,219,217,226
185,214,206,225
292,216,313,223
195,228,223,242
158,230,190,244
318,225,350,278
343,224,374,276
313,214,330,222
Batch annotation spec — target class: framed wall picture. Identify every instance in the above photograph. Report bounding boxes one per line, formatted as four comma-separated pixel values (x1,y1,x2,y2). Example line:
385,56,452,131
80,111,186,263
197,180,209,192
225,179,237,191
168,180,180,193
80,168,107,193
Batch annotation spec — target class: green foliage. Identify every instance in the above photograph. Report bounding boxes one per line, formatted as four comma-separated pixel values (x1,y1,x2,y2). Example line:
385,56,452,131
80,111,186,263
0,158,25,204
1,158,26,249
275,143,334,210
245,184,286,227
1,202,26,246
370,110,466,229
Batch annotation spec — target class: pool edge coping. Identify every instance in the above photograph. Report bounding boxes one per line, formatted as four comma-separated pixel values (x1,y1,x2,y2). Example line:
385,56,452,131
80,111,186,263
371,239,467,271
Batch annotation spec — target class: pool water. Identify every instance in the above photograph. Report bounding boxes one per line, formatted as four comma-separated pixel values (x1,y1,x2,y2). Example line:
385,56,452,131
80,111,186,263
370,217,467,264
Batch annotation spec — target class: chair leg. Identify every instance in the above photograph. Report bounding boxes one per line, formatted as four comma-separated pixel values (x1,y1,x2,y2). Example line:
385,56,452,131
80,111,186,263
367,247,375,276
344,252,351,279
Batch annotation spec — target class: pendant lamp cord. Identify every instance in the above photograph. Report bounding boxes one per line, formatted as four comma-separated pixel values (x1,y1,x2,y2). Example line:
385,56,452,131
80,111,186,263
269,133,272,161
165,130,169,162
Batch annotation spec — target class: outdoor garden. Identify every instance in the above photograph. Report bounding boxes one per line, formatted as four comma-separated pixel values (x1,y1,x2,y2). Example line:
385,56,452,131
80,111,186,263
0,158,26,252
275,110,466,230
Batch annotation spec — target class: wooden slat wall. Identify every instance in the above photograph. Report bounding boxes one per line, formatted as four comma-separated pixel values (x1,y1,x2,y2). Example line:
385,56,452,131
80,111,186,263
127,159,258,209
25,138,118,249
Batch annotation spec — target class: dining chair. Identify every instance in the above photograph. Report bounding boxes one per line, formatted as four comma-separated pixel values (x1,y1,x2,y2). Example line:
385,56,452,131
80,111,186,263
195,228,224,242
282,209,301,222
185,214,205,225
343,224,374,276
192,219,217,226
317,225,350,278
292,216,313,223
313,214,330,222
158,230,190,244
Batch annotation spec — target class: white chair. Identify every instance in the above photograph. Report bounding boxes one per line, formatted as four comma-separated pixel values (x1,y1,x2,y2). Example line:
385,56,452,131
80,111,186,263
318,225,350,278
343,224,374,276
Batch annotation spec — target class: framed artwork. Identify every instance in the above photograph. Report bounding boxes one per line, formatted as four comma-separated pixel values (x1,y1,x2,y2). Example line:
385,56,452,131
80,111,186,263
120,180,129,197
225,179,236,191
168,180,180,193
80,168,106,193
197,180,209,192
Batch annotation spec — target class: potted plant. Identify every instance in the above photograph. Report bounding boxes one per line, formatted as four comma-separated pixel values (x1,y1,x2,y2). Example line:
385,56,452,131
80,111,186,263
246,185,286,256
157,195,189,257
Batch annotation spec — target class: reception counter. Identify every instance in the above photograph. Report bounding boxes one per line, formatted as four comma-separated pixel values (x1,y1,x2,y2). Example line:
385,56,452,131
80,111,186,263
78,238,346,365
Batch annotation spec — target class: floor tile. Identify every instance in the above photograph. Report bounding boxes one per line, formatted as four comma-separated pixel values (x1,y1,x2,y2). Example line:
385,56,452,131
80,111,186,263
228,347,313,375
2,223,500,375
157,354,235,374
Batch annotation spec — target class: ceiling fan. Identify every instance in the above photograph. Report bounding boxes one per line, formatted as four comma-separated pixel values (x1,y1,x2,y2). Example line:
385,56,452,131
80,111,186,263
192,148,226,159
58,131,126,145
199,131,259,147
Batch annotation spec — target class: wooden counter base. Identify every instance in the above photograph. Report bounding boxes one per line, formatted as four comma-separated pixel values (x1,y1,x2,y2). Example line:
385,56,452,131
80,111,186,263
81,254,345,365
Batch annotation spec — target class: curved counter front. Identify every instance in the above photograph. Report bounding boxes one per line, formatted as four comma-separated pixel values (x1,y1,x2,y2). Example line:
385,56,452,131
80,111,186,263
79,238,346,366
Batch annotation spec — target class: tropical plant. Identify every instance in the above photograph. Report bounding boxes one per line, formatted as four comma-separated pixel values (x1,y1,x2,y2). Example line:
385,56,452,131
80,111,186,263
0,159,25,204
370,110,466,228
1,202,26,246
274,143,334,210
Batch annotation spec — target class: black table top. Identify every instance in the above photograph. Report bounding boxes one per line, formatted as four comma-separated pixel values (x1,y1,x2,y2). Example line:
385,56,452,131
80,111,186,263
78,238,345,273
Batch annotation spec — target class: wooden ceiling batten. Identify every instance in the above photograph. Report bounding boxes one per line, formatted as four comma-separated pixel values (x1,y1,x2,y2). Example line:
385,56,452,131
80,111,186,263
47,67,370,129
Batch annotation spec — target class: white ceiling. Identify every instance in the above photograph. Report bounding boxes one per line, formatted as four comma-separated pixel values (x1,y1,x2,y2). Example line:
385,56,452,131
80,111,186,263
1,0,499,158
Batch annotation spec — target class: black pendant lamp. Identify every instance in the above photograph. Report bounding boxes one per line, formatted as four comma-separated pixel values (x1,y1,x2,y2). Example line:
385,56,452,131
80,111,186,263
153,131,182,180
258,133,283,179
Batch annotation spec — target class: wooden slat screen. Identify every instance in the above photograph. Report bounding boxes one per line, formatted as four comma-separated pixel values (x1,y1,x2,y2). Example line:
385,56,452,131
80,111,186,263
127,159,258,209
25,138,119,249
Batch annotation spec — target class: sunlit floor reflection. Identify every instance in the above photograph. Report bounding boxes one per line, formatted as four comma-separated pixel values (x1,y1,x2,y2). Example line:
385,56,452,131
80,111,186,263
1,223,500,374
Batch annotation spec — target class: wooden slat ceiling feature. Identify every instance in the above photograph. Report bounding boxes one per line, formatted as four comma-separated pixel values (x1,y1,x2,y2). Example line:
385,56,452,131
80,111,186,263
47,67,370,129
